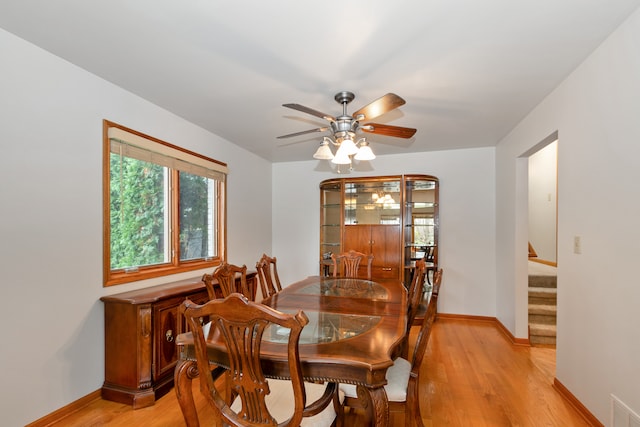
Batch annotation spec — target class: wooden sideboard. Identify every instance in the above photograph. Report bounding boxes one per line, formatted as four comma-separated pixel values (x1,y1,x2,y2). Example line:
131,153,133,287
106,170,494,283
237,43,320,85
100,272,256,408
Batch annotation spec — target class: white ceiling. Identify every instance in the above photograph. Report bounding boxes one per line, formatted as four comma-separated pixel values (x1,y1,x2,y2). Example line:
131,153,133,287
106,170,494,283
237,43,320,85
1,1,639,162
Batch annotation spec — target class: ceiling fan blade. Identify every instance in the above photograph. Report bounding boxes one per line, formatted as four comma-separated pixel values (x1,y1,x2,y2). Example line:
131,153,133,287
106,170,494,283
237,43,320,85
352,93,406,121
276,127,329,139
282,104,336,122
361,123,417,139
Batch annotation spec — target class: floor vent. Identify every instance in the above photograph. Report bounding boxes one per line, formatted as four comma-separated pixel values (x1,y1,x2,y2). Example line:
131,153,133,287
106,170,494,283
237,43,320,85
611,394,640,427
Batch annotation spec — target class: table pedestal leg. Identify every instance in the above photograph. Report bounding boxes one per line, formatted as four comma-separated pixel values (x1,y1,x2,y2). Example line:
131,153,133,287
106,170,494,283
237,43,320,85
357,384,389,426
174,359,200,427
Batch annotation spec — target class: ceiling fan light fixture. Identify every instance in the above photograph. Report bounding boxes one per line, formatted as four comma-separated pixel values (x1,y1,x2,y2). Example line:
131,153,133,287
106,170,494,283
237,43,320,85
354,138,376,161
313,137,335,160
279,91,414,171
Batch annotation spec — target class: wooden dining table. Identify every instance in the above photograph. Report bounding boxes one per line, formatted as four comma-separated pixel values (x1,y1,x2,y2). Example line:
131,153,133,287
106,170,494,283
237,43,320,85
174,275,407,427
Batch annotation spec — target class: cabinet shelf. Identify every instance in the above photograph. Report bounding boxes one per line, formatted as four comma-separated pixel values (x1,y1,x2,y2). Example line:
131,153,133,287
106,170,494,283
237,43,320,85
346,204,401,210
404,202,436,208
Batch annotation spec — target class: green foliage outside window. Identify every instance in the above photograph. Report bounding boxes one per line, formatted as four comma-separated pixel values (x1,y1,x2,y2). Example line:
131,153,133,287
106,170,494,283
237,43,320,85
110,155,167,270
179,172,214,261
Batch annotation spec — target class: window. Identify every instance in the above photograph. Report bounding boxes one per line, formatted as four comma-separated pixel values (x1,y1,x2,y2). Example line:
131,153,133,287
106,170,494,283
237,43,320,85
412,215,435,246
103,120,227,286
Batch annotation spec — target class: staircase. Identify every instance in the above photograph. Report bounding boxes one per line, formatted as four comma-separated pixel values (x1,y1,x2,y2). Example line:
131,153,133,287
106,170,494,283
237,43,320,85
528,265,557,346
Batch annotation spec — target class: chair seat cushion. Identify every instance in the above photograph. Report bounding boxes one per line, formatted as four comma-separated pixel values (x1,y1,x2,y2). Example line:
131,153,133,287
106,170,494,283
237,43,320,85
231,380,343,426
339,357,411,402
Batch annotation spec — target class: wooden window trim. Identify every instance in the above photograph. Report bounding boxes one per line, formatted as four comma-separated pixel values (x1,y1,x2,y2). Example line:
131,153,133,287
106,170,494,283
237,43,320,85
102,120,227,286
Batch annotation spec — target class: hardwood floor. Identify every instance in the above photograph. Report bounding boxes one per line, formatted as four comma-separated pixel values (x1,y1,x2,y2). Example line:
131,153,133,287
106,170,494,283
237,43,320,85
47,317,593,426
419,317,591,427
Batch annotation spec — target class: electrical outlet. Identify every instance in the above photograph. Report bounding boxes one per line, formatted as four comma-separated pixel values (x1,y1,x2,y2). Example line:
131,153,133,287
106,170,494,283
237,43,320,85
573,236,581,254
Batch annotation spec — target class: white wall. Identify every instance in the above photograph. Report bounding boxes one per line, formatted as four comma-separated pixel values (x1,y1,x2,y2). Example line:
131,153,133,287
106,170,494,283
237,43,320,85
0,29,272,426
272,147,497,318
496,8,640,424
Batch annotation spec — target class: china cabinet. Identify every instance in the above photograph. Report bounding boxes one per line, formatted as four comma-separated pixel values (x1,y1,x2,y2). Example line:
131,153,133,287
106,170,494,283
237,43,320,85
319,175,438,284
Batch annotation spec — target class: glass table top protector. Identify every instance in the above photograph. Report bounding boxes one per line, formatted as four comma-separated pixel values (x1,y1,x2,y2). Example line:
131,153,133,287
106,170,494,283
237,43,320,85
294,278,388,299
262,309,381,344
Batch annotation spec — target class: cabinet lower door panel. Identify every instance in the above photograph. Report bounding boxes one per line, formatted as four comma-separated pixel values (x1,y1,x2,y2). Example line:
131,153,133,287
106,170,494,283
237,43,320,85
372,266,400,279
344,225,401,280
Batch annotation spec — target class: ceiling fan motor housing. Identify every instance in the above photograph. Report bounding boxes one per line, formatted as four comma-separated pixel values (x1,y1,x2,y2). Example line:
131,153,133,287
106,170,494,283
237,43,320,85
331,117,358,143
331,91,358,143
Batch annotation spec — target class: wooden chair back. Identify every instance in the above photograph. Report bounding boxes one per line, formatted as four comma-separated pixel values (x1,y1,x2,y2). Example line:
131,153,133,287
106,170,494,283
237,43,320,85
181,293,312,426
256,253,282,300
424,245,436,262
407,259,427,329
331,250,373,279
399,259,427,359
201,273,220,300
212,262,252,300
424,245,437,285
432,268,443,297
401,285,439,427
180,293,341,427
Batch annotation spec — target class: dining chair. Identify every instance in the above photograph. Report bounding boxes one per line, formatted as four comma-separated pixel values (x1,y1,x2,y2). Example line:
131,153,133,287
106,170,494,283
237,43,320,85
400,258,427,358
181,293,343,426
331,250,373,279
255,253,282,301
424,245,437,286
211,262,253,300
337,274,441,427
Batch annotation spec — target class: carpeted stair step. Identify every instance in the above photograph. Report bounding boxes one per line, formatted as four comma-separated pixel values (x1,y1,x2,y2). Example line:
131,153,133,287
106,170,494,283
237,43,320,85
529,322,556,337
528,287,557,304
528,265,557,347
528,303,557,316
529,314,556,325
528,274,557,288
530,335,556,345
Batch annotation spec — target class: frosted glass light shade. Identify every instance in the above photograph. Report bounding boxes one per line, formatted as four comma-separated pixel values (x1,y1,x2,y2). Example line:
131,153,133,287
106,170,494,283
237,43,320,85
340,137,359,155
354,142,375,160
313,139,334,160
331,144,352,164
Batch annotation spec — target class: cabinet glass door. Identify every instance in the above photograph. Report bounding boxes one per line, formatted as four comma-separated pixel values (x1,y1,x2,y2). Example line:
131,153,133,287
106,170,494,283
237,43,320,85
403,176,438,285
344,180,401,225
320,181,342,275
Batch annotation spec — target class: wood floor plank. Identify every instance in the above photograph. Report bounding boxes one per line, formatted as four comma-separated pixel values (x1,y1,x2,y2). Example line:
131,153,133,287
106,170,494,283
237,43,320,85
45,317,595,426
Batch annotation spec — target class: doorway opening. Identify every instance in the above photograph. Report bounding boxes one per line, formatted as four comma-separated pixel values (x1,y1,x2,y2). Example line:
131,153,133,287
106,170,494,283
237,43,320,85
527,138,558,347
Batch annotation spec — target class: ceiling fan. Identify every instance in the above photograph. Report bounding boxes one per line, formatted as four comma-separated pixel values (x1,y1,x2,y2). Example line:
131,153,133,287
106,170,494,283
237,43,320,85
277,91,417,165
